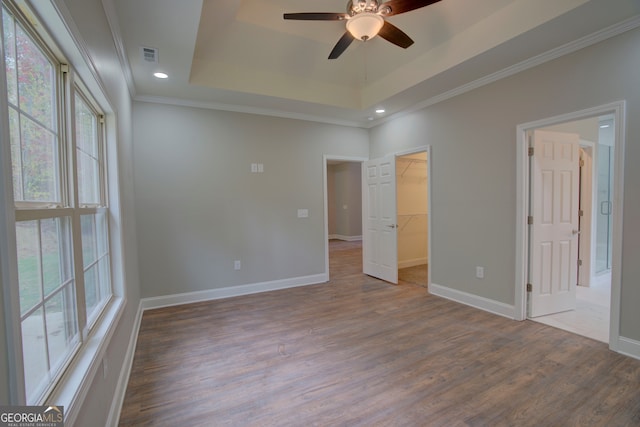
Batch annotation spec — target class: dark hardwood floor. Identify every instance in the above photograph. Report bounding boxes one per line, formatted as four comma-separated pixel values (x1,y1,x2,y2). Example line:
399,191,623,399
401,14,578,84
119,240,640,426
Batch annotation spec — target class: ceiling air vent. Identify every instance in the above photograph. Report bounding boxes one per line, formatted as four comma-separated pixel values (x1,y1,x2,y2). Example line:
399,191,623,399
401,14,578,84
140,46,158,63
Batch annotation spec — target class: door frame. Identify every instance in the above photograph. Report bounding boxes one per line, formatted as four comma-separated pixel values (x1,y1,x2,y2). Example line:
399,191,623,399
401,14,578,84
323,155,367,280
394,146,432,289
578,141,594,287
514,101,625,351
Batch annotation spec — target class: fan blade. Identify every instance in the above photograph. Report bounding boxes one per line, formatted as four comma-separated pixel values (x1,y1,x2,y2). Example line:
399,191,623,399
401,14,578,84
378,21,414,49
328,32,355,59
283,12,349,21
381,0,442,16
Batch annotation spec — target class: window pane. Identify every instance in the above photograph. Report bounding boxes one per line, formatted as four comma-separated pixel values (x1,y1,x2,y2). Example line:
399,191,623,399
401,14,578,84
84,264,98,315
16,221,41,316
16,24,55,128
45,285,78,372
4,10,60,204
8,107,23,200
21,308,48,404
20,114,58,202
40,218,73,296
76,94,100,205
3,8,18,106
98,257,111,305
82,212,111,320
96,210,109,256
80,214,96,268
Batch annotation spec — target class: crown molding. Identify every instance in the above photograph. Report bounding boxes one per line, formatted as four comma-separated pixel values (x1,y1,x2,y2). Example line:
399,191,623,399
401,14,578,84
376,14,640,128
101,0,136,99
128,13,639,130
134,95,368,128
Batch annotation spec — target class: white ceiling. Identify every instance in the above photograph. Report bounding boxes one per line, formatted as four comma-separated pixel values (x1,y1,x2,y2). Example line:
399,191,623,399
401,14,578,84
108,0,640,127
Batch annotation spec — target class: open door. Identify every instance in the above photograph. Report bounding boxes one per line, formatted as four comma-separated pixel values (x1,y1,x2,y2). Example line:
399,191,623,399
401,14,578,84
362,155,398,284
529,130,580,317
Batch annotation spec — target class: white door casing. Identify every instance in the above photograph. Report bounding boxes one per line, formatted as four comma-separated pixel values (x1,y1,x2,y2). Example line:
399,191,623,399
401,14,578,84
362,156,398,284
529,130,580,317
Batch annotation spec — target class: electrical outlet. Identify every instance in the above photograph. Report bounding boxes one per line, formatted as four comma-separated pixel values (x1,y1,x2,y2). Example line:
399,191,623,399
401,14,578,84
476,266,484,279
234,260,241,270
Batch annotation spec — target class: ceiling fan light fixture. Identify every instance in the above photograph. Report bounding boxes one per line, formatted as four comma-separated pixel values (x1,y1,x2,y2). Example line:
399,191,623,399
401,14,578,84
346,12,384,41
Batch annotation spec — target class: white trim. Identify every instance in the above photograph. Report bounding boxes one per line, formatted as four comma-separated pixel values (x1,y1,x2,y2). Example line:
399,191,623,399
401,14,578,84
429,283,516,320
49,297,125,426
106,300,144,427
376,16,640,128
101,0,136,98
136,96,366,129
617,337,640,361
515,101,626,353
140,274,328,311
578,141,594,287
126,17,639,130
0,8,24,401
328,234,362,241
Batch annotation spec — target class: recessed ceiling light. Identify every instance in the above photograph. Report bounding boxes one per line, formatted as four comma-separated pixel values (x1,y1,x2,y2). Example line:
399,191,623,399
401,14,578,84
154,72,169,79
375,108,385,114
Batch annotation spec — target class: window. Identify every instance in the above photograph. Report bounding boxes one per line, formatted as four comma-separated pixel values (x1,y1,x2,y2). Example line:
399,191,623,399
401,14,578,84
2,2,112,405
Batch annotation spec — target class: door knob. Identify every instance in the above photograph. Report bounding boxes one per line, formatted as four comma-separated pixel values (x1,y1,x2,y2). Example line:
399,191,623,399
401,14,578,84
387,224,397,229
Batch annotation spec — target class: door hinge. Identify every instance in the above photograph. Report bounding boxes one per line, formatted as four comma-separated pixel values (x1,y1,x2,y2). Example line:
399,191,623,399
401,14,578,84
527,216,533,225
578,259,583,266
526,283,532,292
580,159,585,167
528,147,534,156
60,63,69,73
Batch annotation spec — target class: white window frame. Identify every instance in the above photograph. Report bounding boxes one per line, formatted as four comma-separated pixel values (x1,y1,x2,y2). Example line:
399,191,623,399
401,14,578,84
0,0,125,418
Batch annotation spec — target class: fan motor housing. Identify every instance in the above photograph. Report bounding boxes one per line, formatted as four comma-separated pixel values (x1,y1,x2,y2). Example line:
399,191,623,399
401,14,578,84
348,0,385,16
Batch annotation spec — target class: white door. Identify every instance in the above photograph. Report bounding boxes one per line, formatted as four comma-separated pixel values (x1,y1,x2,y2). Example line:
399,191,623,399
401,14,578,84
362,156,398,284
529,130,580,317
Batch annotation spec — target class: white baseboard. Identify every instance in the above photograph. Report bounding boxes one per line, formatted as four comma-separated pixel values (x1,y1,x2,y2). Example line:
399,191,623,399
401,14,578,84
106,300,144,427
328,234,362,241
429,283,516,320
398,258,427,269
140,273,329,311
617,336,640,361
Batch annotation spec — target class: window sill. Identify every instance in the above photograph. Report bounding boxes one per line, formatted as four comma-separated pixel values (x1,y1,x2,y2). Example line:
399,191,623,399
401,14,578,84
46,296,126,425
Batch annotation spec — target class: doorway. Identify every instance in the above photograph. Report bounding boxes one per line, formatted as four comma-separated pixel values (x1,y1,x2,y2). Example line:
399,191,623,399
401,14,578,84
323,156,367,280
515,102,625,349
360,147,431,286
396,151,429,288
323,148,431,288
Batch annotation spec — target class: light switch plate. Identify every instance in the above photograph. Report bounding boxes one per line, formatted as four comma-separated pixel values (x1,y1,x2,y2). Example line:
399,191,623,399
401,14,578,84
297,209,309,218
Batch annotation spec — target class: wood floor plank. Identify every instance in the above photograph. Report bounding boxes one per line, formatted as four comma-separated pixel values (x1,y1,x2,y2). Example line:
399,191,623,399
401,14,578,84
119,241,640,426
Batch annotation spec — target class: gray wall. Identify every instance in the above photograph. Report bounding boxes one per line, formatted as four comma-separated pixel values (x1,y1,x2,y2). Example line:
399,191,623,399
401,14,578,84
133,103,369,298
328,163,362,238
370,27,640,341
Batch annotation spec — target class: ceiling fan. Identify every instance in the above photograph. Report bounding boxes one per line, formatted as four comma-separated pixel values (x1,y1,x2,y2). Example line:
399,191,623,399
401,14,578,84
284,0,442,59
